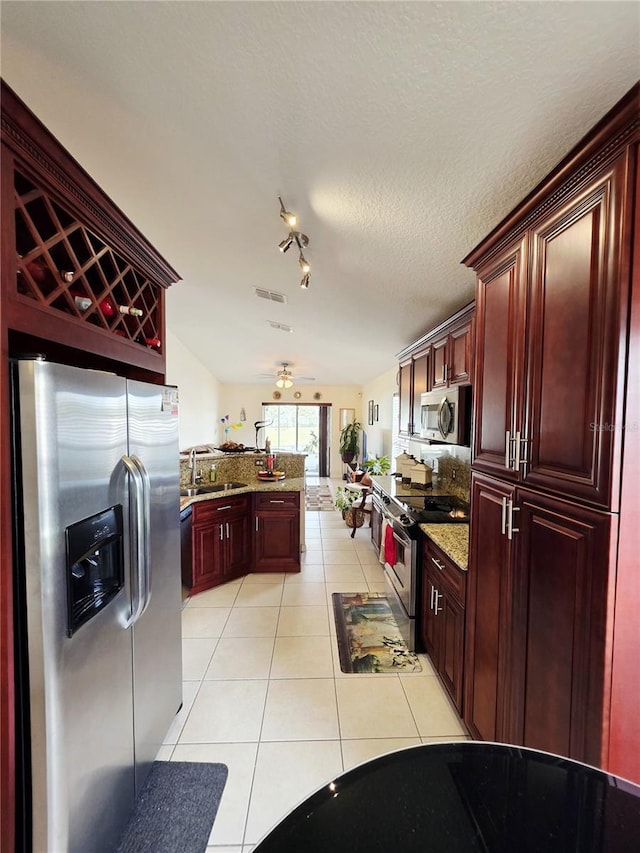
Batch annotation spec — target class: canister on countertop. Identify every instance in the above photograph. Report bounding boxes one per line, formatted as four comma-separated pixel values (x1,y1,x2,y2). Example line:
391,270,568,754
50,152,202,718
394,451,412,477
410,460,432,489
400,454,416,484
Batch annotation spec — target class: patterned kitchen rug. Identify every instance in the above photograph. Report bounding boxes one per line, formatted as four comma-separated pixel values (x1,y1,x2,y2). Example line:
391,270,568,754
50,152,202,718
305,484,335,511
332,592,421,673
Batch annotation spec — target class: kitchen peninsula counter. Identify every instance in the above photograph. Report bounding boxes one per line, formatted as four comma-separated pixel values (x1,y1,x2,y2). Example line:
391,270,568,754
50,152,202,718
179,477,305,510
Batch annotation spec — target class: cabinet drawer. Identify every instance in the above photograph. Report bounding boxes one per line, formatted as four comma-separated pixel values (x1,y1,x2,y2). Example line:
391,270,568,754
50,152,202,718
254,491,300,511
193,494,248,522
423,538,466,605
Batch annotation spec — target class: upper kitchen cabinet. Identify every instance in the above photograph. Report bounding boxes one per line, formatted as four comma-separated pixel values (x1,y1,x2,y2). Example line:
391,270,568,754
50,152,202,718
464,85,638,510
397,302,474,439
430,311,474,390
1,82,180,381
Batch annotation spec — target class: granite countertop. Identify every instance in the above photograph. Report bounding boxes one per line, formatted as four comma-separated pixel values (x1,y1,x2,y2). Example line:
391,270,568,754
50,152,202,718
179,476,305,510
420,523,469,571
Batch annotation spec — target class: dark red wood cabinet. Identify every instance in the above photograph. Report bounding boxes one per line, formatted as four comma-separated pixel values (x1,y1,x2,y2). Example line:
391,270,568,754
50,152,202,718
421,537,466,713
464,84,639,778
253,491,301,573
397,302,474,439
187,495,250,593
464,474,516,743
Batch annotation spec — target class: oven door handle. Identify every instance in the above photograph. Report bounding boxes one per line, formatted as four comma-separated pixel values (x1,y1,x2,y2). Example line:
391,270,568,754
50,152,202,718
392,530,410,549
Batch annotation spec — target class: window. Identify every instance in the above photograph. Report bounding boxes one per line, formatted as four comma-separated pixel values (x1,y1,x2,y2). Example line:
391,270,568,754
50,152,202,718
263,404,321,474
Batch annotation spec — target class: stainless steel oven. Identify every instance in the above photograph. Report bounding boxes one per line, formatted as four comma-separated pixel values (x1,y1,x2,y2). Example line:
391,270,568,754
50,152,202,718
374,491,420,651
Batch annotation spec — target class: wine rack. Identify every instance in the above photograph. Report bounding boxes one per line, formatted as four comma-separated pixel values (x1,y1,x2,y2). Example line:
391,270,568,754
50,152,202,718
14,170,163,350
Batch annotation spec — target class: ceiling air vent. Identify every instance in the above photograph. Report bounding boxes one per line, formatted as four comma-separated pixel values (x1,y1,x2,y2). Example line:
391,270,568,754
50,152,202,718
268,321,293,333
255,287,287,304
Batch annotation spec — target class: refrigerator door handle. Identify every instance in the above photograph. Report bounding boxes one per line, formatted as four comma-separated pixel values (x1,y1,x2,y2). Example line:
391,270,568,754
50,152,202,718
131,455,152,616
122,455,146,627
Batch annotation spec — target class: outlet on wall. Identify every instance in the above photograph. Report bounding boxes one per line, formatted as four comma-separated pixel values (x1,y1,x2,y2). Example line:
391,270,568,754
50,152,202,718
255,459,265,467
452,468,457,480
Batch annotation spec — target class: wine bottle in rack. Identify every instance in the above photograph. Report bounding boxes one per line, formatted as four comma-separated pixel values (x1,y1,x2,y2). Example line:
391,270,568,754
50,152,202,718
134,335,161,349
99,296,144,318
69,286,92,312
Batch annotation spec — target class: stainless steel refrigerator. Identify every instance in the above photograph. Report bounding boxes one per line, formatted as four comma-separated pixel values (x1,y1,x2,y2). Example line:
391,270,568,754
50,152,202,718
11,358,183,853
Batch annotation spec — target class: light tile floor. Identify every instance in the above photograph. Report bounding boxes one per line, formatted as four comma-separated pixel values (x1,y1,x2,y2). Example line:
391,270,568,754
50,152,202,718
160,478,468,852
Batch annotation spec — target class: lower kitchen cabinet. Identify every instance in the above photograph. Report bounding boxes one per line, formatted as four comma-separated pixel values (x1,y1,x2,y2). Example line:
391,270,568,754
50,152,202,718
253,491,300,573
464,475,516,743
421,536,466,713
465,472,614,766
187,495,250,593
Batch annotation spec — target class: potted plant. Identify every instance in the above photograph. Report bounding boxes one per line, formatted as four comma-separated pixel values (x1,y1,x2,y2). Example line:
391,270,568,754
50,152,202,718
339,420,361,463
363,454,391,475
334,485,365,528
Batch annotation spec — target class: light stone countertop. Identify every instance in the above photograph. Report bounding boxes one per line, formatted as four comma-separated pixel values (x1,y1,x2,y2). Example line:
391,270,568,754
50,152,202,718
179,476,306,510
419,523,469,572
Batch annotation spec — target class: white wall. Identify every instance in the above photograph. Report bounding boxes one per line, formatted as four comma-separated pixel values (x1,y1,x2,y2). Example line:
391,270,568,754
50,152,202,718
164,328,220,450
360,367,398,463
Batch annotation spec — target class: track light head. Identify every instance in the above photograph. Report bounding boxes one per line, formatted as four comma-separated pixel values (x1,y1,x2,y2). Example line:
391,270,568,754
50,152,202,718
278,196,297,228
278,236,294,253
300,273,310,290
299,254,310,274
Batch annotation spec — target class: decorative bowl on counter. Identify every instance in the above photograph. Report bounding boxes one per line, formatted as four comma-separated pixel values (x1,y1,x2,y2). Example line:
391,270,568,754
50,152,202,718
257,470,285,481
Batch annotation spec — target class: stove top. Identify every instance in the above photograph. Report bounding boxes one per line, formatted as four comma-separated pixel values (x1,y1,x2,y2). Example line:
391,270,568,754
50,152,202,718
398,494,469,525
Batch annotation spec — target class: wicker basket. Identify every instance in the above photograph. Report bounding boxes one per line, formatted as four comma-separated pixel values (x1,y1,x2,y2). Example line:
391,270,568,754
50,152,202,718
344,508,365,528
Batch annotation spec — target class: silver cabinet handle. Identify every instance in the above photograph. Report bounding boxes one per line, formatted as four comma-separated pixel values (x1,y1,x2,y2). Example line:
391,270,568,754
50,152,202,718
219,525,224,541
217,504,232,511
505,430,516,469
518,434,531,476
122,455,146,628
434,590,443,615
501,497,508,535
430,584,436,611
226,522,230,538
513,431,522,472
269,499,285,503
507,498,520,540
255,517,259,532
431,557,445,571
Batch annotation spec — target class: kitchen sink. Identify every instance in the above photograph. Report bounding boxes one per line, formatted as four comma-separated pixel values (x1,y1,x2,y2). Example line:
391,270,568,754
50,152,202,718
180,482,247,497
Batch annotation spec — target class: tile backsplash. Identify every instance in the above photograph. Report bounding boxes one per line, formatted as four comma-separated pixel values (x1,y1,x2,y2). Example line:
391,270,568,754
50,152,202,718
408,441,471,503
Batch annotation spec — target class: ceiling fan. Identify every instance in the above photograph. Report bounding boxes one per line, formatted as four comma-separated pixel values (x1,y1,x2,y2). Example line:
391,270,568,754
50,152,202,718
256,362,316,386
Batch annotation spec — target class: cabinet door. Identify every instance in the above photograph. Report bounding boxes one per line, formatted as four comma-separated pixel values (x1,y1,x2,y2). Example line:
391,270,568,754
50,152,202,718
421,568,439,659
225,512,250,579
253,494,300,572
449,322,473,386
472,238,527,480
411,348,430,433
524,158,630,508
192,519,224,592
398,358,413,436
430,336,448,390
439,592,465,713
512,488,612,766
464,473,516,743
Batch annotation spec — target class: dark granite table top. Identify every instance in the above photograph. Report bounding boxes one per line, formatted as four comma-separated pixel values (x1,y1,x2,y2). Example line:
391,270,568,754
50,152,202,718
253,741,640,852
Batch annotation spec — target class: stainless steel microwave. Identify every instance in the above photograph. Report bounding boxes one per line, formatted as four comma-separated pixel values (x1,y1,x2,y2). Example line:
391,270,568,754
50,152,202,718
420,386,469,444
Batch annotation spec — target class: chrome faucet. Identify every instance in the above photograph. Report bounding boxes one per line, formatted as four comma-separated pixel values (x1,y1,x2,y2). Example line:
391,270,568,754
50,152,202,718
189,448,202,486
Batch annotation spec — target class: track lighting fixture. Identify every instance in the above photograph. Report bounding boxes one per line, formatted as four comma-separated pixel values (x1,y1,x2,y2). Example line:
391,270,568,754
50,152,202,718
278,196,312,290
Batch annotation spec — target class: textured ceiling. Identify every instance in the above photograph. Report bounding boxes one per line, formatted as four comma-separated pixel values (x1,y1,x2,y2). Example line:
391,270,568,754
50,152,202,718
1,1,638,385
